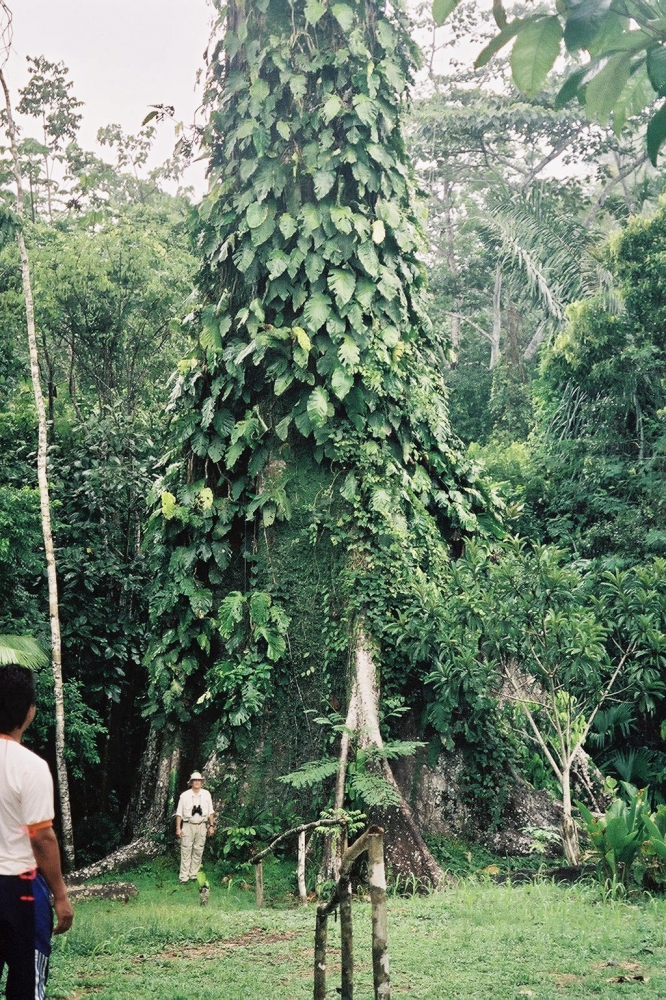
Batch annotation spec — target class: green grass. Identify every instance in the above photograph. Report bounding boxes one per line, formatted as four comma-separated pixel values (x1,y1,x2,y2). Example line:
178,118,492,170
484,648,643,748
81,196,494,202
43,860,666,1000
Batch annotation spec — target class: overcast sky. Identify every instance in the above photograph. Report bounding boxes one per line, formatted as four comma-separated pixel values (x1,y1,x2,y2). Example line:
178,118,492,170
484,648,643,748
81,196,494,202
7,0,213,193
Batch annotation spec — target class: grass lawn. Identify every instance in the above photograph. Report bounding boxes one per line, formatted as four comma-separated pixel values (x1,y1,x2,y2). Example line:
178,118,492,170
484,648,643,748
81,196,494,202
46,860,666,1000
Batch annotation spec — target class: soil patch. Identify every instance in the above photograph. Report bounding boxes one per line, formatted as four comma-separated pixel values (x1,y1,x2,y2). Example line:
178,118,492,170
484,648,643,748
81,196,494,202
156,930,298,960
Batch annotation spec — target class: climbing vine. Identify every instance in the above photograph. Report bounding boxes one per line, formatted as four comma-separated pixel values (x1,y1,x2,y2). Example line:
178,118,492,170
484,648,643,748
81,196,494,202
144,0,503,748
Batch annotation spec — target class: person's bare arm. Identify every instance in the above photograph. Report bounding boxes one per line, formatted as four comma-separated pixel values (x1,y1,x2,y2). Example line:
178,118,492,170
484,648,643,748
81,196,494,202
176,815,183,838
31,826,74,934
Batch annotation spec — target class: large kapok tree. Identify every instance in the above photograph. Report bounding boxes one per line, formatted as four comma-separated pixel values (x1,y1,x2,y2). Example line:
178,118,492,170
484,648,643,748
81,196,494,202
144,0,502,880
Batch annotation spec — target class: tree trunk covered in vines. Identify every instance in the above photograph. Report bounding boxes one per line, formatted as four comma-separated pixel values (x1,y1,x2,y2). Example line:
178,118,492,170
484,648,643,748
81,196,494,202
144,0,500,878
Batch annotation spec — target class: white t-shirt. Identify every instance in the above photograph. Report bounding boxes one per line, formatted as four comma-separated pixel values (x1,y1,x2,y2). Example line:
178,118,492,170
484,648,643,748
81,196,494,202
0,736,55,875
176,788,214,824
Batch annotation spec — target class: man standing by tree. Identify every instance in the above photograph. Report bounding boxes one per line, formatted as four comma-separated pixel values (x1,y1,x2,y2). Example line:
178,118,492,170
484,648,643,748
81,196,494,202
175,771,215,884
0,664,73,1000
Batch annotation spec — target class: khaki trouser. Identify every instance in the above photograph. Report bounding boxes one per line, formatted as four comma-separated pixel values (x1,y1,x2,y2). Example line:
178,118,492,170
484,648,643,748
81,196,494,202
179,822,207,882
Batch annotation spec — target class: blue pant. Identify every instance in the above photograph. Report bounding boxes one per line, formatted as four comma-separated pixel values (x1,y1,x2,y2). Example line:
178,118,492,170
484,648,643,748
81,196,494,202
0,871,52,1000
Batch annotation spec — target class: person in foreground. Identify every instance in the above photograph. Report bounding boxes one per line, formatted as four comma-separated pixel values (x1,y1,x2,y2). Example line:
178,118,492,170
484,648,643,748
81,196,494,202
175,771,215,884
0,664,73,1000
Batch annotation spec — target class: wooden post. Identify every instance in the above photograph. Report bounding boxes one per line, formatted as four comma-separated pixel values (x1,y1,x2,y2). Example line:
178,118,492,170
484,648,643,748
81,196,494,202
314,906,328,1000
368,830,390,1000
340,873,354,1000
255,859,264,909
313,826,388,1000
298,830,307,905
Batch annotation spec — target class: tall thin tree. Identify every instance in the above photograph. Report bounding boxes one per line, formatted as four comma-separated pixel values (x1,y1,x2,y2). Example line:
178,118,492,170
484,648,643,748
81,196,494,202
0,6,75,868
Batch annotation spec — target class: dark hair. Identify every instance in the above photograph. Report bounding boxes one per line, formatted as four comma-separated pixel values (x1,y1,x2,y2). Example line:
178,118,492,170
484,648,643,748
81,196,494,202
0,665,36,734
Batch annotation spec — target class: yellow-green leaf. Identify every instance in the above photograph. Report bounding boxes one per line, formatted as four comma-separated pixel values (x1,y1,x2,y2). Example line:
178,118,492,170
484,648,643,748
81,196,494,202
433,0,461,26
510,16,563,98
372,219,386,244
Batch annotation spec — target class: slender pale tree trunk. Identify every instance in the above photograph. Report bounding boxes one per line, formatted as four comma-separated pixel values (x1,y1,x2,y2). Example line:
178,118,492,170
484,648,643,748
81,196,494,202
490,264,502,369
442,181,461,361
560,762,580,865
0,67,75,868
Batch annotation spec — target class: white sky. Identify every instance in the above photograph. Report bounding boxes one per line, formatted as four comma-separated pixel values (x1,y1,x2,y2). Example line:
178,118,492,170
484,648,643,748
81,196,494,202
7,0,213,193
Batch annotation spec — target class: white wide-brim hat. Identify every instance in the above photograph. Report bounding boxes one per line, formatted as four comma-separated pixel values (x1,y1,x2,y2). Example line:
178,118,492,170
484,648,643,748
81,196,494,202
188,771,204,783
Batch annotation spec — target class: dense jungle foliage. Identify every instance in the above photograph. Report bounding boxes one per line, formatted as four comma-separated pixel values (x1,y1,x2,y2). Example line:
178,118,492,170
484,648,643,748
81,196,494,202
3,0,666,871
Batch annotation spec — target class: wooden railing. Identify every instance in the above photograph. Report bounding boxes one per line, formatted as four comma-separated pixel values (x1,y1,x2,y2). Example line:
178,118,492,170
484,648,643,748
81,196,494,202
251,816,343,908
314,824,390,1000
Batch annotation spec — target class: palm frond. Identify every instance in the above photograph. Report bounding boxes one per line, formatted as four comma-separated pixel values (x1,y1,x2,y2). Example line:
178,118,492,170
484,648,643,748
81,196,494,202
0,635,49,670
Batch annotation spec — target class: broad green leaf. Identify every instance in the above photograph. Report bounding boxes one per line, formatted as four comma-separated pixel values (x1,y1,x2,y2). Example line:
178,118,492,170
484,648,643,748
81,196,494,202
371,487,392,513
213,408,234,437
305,252,325,283
433,0,462,26
246,203,268,228
274,371,294,396
302,204,321,234
358,240,379,277
304,0,326,24
279,213,298,239
331,3,354,31
587,10,633,56
218,591,246,634
382,326,400,347
376,19,396,53
331,365,354,399
322,94,344,123
249,590,271,626
648,44,666,97
340,471,358,501
356,277,376,309
338,336,360,367
307,386,331,427
650,838,666,860
585,52,632,123
352,94,378,126
372,219,386,244
234,244,256,273
225,440,245,468
267,250,289,278
331,205,354,233
200,318,222,352
276,120,291,140
314,169,336,198
328,268,356,306
613,64,653,134
555,65,589,108
249,79,270,104
510,16,563,98
647,99,666,164
275,415,292,441
475,19,526,69
303,292,332,331
564,0,611,53
250,215,276,246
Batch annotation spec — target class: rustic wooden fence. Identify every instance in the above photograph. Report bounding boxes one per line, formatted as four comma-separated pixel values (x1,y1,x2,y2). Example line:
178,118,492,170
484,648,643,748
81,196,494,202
314,824,389,1000
251,816,343,908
